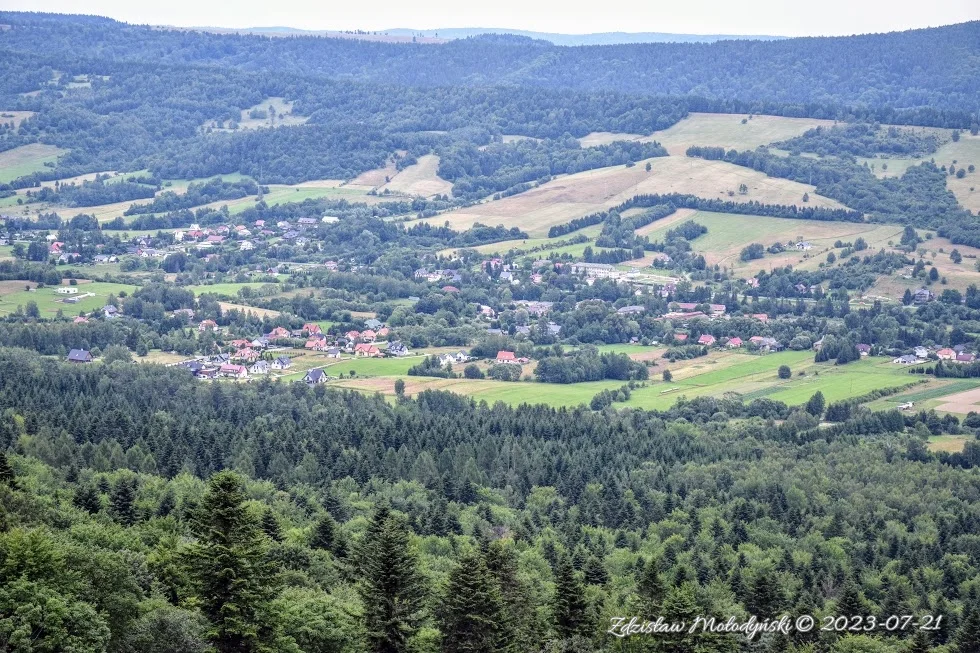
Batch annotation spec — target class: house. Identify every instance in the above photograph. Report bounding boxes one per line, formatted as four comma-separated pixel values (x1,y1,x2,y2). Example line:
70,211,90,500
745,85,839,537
479,305,496,318
56,286,78,295
795,241,812,251
545,322,562,336
268,326,290,339
386,341,410,357
239,240,254,251
956,353,976,363
230,339,252,349
937,348,956,360
303,323,322,335
377,327,390,338
697,334,716,346
752,313,769,323
893,354,921,365
812,337,824,351
219,364,248,379
102,305,120,319
898,402,915,410
727,337,743,348
235,348,260,362
673,333,688,343
73,316,88,324
251,337,270,349
271,356,292,370
438,353,457,367
198,319,217,332
67,349,93,363
453,350,470,363
360,329,377,342
914,346,930,359
364,318,383,330
570,262,617,278
325,347,342,358
305,339,328,351
496,350,517,364
250,360,271,375
298,217,317,226
303,368,328,385
354,343,381,357
856,344,872,356
206,235,224,244
345,330,361,340
914,288,933,304
617,305,645,315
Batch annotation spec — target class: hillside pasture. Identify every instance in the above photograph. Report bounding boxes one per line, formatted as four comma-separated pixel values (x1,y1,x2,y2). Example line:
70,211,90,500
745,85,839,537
378,154,453,197
638,210,902,273
0,144,67,183
0,110,35,128
0,281,138,318
617,352,918,411
414,156,842,237
859,132,980,213
651,113,838,155
204,97,309,131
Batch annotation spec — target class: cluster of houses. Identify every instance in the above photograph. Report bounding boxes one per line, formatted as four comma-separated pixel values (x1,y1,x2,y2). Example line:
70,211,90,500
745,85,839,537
178,354,294,379
893,344,978,365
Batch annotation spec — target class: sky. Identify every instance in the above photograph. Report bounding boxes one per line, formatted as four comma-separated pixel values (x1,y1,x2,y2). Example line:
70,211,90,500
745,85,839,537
5,0,978,37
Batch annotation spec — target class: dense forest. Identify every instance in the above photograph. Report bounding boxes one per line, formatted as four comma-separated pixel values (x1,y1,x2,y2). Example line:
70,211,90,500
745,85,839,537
1,13,978,114
1,350,980,653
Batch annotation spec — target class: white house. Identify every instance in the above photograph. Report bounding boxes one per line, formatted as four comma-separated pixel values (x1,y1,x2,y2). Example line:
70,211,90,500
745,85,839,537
56,287,79,295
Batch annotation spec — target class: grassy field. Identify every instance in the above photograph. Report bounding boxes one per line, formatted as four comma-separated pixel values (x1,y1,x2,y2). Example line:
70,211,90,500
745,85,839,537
412,155,843,237
576,113,837,155
927,435,970,454
378,154,453,198
0,281,138,317
0,144,67,183
188,280,285,297
616,351,919,410
204,97,309,131
858,131,980,213
639,209,904,274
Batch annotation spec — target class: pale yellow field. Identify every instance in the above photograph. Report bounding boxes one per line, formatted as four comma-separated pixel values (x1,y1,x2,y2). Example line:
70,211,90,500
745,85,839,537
0,110,35,127
218,302,281,318
413,155,844,237
205,97,308,131
654,113,839,155
379,154,453,197
867,235,980,296
345,158,400,190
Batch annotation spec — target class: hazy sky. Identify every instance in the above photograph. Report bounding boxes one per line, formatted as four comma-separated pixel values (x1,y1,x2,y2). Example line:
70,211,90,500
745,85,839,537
5,0,978,37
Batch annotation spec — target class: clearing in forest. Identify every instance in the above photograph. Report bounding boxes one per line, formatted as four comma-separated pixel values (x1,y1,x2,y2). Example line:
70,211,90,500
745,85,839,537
379,154,453,197
0,143,67,184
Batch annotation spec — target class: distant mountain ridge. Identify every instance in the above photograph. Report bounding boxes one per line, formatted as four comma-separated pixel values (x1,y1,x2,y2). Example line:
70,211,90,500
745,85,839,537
238,26,787,45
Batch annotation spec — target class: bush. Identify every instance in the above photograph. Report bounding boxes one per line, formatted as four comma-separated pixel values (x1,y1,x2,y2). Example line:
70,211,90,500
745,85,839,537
777,365,791,379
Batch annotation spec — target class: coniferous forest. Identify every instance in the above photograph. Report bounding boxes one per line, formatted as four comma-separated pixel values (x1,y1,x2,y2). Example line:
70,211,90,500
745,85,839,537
1,10,980,653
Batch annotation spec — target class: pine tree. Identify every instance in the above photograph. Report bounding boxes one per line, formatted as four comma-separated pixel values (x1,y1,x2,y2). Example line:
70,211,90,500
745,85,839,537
485,540,533,653
439,550,508,653
0,451,15,488
358,503,426,653
186,471,279,653
954,600,980,653
110,476,138,526
583,556,609,586
552,554,588,639
907,628,932,653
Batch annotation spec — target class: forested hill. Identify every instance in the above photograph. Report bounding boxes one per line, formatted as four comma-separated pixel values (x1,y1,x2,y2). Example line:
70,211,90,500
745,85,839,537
1,12,979,112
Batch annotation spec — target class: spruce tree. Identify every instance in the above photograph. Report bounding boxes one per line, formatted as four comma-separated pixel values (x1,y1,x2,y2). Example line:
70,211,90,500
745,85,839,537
110,476,138,526
484,540,533,653
260,510,283,542
955,600,980,653
186,471,278,653
552,554,588,639
745,566,785,617
0,451,16,488
835,579,867,618
310,514,337,552
637,557,665,614
439,550,508,653
358,503,426,653
72,484,102,514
